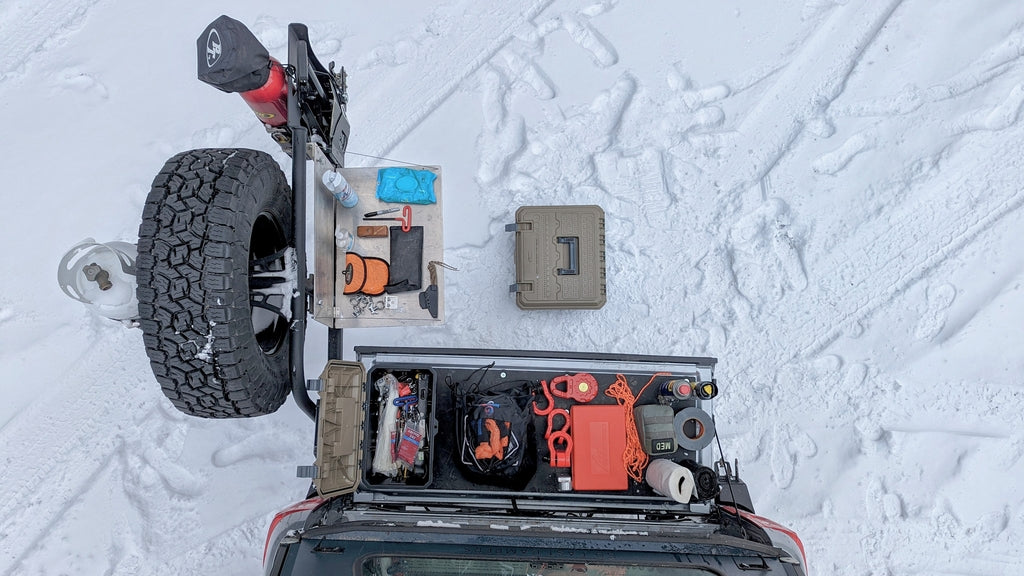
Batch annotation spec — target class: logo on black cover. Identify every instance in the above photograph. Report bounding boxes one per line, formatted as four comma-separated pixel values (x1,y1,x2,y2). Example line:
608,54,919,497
206,28,222,68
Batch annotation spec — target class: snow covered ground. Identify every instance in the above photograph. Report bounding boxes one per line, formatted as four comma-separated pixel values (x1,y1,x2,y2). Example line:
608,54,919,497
2,0,1024,574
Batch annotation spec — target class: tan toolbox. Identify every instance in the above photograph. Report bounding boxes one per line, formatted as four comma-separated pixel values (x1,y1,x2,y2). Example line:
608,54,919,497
507,205,606,310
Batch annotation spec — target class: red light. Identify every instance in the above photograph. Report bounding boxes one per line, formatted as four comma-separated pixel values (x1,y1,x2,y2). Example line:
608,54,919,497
263,497,324,565
721,506,807,572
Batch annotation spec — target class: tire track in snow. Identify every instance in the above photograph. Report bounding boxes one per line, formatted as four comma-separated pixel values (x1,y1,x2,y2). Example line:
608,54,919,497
671,0,901,371
120,514,268,576
0,329,154,576
349,0,554,159
1,451,118,575
0,0,102,83
736,130,1024,381
690,3,1024,523
708,19,1024,568
793,158,1024,360
707,0,904,192
677,0,1022,374
726,35,1024,382
704,14,1024,461
734,182,1024,573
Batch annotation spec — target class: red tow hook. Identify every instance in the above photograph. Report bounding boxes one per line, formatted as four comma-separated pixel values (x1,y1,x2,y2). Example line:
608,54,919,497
548,430,573,468
534,375,597,469
533,379,556,415
544,408,570,440
549,373,598,403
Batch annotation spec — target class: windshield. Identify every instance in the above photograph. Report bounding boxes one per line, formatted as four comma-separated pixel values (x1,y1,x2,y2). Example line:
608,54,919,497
361,556,717,575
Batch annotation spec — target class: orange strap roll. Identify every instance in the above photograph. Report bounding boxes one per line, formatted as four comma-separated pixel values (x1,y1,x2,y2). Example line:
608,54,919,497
342,253,366,294
360,257,389,296
342,253,390,296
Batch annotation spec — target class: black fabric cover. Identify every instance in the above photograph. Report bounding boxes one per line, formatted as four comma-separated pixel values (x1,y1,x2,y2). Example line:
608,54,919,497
197,15,271,93
384,226,423,293
454,382,537,490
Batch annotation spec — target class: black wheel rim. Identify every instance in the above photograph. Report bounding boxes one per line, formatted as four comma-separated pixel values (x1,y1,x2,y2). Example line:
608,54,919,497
249,212,291,354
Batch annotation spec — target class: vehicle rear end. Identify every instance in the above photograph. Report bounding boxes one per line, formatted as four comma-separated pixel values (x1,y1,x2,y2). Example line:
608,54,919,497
265,504,807,575
262,347,807,575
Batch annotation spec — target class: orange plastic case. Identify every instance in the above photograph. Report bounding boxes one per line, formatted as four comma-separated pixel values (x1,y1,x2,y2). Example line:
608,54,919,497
570,404,628,491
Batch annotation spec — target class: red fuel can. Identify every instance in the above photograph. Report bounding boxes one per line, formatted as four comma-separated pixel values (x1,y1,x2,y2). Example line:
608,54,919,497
239,59,288,127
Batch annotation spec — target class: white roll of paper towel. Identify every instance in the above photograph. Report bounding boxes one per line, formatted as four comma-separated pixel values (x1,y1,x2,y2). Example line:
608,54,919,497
646,459,696,504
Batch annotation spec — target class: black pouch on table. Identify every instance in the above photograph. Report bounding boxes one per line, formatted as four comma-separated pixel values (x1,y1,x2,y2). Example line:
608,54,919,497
384,226,423,293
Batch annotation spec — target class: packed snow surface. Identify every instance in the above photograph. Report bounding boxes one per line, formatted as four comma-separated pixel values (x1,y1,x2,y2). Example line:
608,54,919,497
3,1,1024,574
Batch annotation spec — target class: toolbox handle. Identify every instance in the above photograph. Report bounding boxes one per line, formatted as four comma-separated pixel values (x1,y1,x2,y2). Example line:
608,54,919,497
557,236,579,275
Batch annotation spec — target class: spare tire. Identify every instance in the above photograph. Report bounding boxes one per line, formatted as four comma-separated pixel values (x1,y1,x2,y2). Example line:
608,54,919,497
136,148,293,418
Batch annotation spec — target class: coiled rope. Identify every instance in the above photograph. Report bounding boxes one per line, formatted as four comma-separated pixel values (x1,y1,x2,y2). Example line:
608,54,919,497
604,372,671,483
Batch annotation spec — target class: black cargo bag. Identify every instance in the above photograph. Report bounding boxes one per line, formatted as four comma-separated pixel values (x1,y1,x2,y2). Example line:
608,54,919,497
453,375,537,490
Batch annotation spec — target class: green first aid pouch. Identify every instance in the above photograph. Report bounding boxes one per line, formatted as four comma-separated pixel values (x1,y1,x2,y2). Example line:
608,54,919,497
376,167,437,204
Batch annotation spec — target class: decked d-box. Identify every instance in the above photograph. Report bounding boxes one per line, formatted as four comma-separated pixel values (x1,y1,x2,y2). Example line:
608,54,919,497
309,348,719,514
508,205,606,310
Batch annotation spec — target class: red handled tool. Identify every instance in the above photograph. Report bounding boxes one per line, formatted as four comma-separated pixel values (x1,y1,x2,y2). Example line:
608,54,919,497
400,205,412,232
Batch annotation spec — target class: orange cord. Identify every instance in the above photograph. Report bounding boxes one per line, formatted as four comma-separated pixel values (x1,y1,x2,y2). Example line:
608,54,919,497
605,372,671,483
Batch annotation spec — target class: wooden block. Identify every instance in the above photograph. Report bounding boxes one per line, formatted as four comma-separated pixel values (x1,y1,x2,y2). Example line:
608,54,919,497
357,226,389,238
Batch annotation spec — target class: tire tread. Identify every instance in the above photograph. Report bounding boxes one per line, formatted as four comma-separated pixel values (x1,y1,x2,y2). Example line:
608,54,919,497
137,148,292,418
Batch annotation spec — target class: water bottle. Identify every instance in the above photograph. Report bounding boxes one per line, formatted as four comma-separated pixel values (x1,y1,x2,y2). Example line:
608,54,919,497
323,170,358,208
